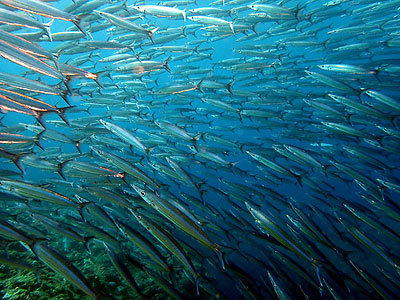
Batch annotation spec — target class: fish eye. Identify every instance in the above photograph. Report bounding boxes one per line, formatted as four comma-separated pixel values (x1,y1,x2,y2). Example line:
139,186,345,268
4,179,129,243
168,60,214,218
141,191,146,197
137,215,142,220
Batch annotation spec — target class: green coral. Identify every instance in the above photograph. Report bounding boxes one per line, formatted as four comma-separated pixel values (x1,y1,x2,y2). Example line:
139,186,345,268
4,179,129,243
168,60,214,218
0,237,198,300
0,267,92,300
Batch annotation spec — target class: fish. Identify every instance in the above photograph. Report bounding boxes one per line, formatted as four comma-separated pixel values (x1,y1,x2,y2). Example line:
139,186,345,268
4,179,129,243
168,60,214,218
0,8,53,41
0,0,398,299
31,241,98,298
0,0,87,35
131,5,187,21
131,185,223,258
130,208,200,293
117,220,171,273
99,119,153,155
103,242,143,297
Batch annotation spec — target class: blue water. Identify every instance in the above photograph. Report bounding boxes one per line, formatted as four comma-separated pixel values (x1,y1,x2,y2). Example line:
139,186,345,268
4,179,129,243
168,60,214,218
0,0,400,299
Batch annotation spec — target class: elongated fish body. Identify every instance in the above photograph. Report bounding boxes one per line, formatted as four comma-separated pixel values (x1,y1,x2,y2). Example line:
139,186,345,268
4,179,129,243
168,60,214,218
0,72,62,95
0,179,79,208
91,146,158,187
132,185,220,254
118,221,171,272
188,16,235,33
32,242,97,298
0,8,52,40
95,10,158,40
246,202,318,264
0,29,53,59
103,243,142,296
0,40,63,79
99,119,151,155
131,209,198,281
0,0,87,35
132,5,187,20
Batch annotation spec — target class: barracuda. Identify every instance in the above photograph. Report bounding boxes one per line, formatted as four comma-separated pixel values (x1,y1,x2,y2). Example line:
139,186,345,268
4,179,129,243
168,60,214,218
130,208,199,292
132,185,222,255
91,147,158,187
0,72,64,96
0,0,87,36
132,5,187,21
0,179,80,208
0,40,63,79
0,88,71,125
117,221,171,273
103,243,143,297
95,10,159,42
0,8,53,41
31,242,98,299
0,29,54,59
246,202,319,264
100,119,152,155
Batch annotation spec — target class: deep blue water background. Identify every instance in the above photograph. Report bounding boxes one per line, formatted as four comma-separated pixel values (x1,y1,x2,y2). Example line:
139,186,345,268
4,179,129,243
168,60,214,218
1,0,400,299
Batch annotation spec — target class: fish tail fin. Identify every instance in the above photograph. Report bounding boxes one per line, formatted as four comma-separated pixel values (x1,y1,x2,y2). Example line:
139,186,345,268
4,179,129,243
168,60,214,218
63,76,73,95
228,161,239,168
8,150,29,174
192,134,203,147
121,0,129,12
94,71,109,88
181,25,188,37
35,113,47,129
163,56,171,73
74,140,82,153
57,106,76,126
294,173,305,187
373,67,382,82
52,48,63,71
149,27,159,44
197,79,204,93
145,147,155,156
73,14,89,37
194,45,200,54
128,42,136,55
357,87,367,101
226,79,234,94
182,10,187,21
239,144,246,153
43,19,54,42
34,269,42,283
34,131,45,150
345,113,354,126
87,52,95,63
229,23,235,34
61,89,71,106
120,172,129,184
216,248,226,270
199,189,206,203
77,201,91,221
83,236,95,254
390,115,400,128
57,160,70,180
228,8,234,18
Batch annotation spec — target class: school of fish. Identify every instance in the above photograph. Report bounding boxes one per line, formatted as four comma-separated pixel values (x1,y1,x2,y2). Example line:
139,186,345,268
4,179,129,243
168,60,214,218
0,0,399,299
